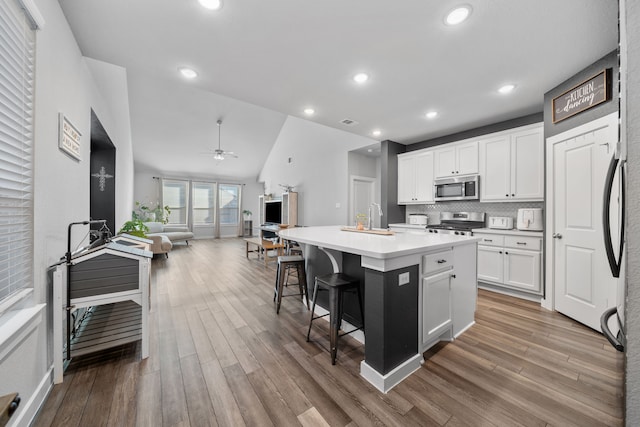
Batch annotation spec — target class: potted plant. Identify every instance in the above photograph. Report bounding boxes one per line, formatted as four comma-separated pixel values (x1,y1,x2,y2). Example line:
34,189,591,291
133,201,171,224
243,210,252,220
355,213,367,230
118,219,149,238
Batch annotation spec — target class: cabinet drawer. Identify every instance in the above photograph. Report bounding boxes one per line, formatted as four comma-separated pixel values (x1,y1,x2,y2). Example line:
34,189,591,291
423,250,454,275
474,234,505,247
504,235,541,251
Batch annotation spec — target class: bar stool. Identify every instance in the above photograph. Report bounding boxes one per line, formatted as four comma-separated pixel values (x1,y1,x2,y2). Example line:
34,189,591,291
273,255,309,314
306,273,364,365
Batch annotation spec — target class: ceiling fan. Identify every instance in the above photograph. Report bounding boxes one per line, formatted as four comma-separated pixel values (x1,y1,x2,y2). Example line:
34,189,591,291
209,119,237,160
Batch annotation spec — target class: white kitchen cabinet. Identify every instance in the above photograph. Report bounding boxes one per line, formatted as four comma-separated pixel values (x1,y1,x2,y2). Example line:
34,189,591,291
474,231,543,296
397,150,434,204
422,270,453,345
480,125,544,202
434,141,478,178
420,244,476,351
477,245,504,283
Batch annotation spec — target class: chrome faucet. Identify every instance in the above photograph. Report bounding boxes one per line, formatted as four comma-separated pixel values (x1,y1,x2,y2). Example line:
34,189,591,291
368,202,383,230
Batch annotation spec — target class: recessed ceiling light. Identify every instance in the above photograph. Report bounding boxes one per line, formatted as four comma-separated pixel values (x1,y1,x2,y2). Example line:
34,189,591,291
353,73,369,84
178,67,198,79
372,129,381,137
445,5,472,25
498,84,516,94
426,111,438,119
198,0,223,10
304,108,315,116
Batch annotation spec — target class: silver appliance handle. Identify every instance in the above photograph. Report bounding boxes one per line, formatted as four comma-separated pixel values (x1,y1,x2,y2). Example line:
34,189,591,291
600,307,624,352
602,156,625,278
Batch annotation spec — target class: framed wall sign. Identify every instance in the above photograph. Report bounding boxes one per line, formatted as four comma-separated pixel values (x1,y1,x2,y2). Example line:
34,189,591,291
58,113,82,160
552,69,611,123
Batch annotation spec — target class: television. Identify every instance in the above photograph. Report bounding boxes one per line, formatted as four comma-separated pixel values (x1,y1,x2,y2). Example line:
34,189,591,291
264,201,282,224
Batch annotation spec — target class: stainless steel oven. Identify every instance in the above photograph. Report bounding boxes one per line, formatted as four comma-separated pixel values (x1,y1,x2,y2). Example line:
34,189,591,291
434,175,479,201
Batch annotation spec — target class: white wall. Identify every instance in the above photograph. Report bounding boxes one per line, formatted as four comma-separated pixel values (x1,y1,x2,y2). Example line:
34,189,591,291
258,116,377,226
0,0,135,425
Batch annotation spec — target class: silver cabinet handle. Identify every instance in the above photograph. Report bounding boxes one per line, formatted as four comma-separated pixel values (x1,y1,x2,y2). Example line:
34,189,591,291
552,233,563,239
516,242,527,245
483,238,493,242
436,259,447,264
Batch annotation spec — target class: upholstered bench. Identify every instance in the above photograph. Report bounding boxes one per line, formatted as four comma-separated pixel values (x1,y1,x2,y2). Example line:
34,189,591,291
145,222,194,257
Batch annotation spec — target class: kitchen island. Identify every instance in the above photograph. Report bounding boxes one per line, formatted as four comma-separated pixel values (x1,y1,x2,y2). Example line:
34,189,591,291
278,225,479,392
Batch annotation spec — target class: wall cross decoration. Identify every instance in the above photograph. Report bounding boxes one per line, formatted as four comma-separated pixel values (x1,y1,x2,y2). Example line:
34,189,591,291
91,166,114,191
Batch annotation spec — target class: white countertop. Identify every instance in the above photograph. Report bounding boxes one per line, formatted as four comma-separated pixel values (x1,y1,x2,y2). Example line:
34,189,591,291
472,228,544,238
278,225,479,260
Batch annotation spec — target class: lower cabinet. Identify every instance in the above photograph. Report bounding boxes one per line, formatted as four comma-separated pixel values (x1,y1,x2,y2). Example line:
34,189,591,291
420,244,477,351
475,232,543,296
422,269,453,345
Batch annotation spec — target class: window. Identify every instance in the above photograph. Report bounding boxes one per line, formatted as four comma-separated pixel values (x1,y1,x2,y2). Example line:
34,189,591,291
192,181,216,225
0,0,36,306
218,184,240,225
162,179,189,225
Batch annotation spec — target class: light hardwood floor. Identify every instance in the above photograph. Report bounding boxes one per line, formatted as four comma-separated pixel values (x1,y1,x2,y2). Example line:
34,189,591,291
34,238,624,426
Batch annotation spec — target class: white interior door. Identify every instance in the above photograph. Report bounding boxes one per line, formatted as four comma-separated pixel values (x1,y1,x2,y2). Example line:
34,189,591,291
350,176,376,227
549,114,618,331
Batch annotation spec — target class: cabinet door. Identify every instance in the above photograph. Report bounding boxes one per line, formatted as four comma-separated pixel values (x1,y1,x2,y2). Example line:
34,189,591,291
480,135,511,201
503,248,541,293
477,245,504,283
434,146,456,178
511,127,544,201
397,155,417,204
422,270,453,346
456,141,479,175
414,151,434,203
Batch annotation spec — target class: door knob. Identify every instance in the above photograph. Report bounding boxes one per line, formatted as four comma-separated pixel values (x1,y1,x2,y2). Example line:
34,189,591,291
552,233,563,239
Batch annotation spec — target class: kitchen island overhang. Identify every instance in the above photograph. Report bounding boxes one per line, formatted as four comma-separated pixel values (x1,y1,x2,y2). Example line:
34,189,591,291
279,226,479,393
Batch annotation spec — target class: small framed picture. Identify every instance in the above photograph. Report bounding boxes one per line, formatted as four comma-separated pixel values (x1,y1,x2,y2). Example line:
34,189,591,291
58,113,81,161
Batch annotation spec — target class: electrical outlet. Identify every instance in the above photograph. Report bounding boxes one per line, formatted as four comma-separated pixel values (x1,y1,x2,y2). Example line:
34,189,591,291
335,202,341,208
398,272,410,286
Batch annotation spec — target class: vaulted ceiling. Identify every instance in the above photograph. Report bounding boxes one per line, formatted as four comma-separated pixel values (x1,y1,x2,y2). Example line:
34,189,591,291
59,0,618,180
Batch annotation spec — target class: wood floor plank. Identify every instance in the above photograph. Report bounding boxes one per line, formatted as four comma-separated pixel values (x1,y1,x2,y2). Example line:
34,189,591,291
200,359,247,427
34,238,624,427
135,371,162,427
107,361,139,427
180,354,218,427
222,363,275,427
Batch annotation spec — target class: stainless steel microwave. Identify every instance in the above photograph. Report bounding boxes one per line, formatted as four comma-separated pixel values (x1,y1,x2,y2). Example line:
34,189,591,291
434,175,479,201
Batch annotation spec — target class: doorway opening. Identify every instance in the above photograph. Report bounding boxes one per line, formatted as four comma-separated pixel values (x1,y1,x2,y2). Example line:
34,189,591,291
89,110,116,237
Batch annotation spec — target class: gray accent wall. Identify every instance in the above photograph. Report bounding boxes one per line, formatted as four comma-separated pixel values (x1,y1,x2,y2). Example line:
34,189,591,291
380,140,406,227
544,50,619,139
625,0,639,423
406,113,543,152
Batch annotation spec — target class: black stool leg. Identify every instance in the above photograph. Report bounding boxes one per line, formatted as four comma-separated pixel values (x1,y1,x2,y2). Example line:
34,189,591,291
273,262,280,302
297,263,309,309
306,279,320,341
276,263,287,314
329,286,341,365
356,285,364,328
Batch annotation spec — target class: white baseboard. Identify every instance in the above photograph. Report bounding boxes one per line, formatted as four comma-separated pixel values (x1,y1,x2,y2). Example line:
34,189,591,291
11,367,53,427
360,353,423,393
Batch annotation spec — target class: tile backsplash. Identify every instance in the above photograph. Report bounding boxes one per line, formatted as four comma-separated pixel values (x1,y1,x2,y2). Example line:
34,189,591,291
405,201,544,226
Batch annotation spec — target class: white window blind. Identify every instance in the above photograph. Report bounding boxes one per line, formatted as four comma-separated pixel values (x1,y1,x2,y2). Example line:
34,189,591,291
192,181,216,225
0,0,35,304
162,179,189,225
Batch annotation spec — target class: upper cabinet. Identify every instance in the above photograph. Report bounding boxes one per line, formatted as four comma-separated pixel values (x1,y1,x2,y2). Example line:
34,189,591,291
434,141,479,178
398,150,434,204
479,124,544,202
